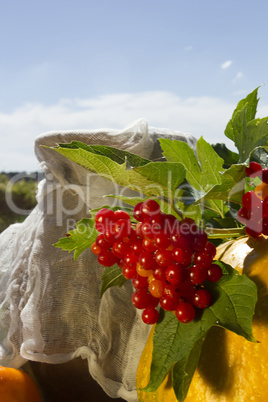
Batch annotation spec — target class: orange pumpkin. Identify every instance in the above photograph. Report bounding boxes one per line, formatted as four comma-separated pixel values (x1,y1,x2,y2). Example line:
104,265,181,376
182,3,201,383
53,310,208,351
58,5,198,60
137,235,268,401
0,365,42,402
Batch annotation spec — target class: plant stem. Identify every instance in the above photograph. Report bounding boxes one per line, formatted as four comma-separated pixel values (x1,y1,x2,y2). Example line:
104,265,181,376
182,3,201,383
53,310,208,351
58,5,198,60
206,226,245,239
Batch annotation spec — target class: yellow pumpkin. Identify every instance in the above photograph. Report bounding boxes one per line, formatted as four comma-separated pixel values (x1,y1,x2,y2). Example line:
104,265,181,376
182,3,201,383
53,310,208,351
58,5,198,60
0,365,43,402
136,235,268,401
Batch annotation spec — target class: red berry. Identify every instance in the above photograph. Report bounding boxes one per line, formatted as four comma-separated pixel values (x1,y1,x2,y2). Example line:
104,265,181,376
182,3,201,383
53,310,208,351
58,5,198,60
132,275,149,289
130,238,144,255
160,294,180,311
263,196,268,216
175,302,196,323
155,249,174,267
164,214,180,234
95,208,115,232
207,263,223,282
112,241,131,258
191,230,208,251
149,212,166,226
262,216,268,236
122,264,137,279
153,266,166,281
165,263,185,285
133,202,145,222
95,234,110,250
114,210,131,221
114,219,132,239
262,167,268,184
245,161,262,177
194,242,216,268
188,264,207,285
163,284,181,300
102,225,116,243
141,199,161,220
122,228,137,244
142,238,157,252
97,249,118,267
192,288,212,308
124,252,139,268
204,242,217,258
139,222,154,239
178,218,197,237
178,281,196,302
139,251,156,270
154,231,172,249
142,308,159,324
242,191,261,211
131,289,158,309
237,206,250,224
172,247,192,266
171,233,190,249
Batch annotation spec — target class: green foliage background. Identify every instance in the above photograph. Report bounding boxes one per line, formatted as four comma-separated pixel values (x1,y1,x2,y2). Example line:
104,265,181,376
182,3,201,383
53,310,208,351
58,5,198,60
0,173,38,233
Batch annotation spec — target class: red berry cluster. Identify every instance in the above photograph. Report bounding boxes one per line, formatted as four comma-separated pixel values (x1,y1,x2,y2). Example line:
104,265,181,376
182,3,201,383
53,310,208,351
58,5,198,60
237,161,268,237
91,200,222,325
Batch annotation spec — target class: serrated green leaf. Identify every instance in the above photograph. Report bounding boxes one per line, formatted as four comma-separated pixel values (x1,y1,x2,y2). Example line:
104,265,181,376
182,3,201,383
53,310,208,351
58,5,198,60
223,87,268,163
56,141,150,166
144,262,257,401
48,144,183,201
160,137,225,218
204,261,257,341
159,139,202,188
53,218,98,260
234,112,268,163
135,161,186,192
172,337,204,401
225,87,259,141
198,164,246,204
100,265,126,297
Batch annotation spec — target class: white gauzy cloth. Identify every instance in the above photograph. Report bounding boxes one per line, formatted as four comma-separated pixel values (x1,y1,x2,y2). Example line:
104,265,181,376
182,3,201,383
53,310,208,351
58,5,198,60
0,119,196,401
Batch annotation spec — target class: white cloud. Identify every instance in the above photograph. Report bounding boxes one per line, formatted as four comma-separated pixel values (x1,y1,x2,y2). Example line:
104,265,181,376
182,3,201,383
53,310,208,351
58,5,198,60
221,60,232,69
232,72,244,83
0,92,241,172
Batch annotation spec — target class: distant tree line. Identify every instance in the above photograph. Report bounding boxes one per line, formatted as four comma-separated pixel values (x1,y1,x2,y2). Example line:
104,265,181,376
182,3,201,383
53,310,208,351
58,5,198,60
0,172,42,233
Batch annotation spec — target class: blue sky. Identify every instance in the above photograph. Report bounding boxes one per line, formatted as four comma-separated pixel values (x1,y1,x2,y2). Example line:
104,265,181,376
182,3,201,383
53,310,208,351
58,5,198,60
1,0,268,171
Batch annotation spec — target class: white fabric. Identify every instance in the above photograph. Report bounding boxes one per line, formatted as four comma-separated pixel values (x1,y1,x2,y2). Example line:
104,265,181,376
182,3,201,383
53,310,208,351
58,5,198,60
0,118,196,401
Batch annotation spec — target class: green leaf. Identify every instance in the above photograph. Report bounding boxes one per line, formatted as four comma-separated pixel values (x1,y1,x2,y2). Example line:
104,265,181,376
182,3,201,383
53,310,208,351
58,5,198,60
56,141,151,166
135,161,186,192
205,261,257,340
212,143,239,168
160,137,225,217
172,336,204,401
225,87,259,141
53,218,98,260
159,139,202,189
48,144,185,201
198,164,246,204
224,87,268,163
143,262,257,401
100,265,126,297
